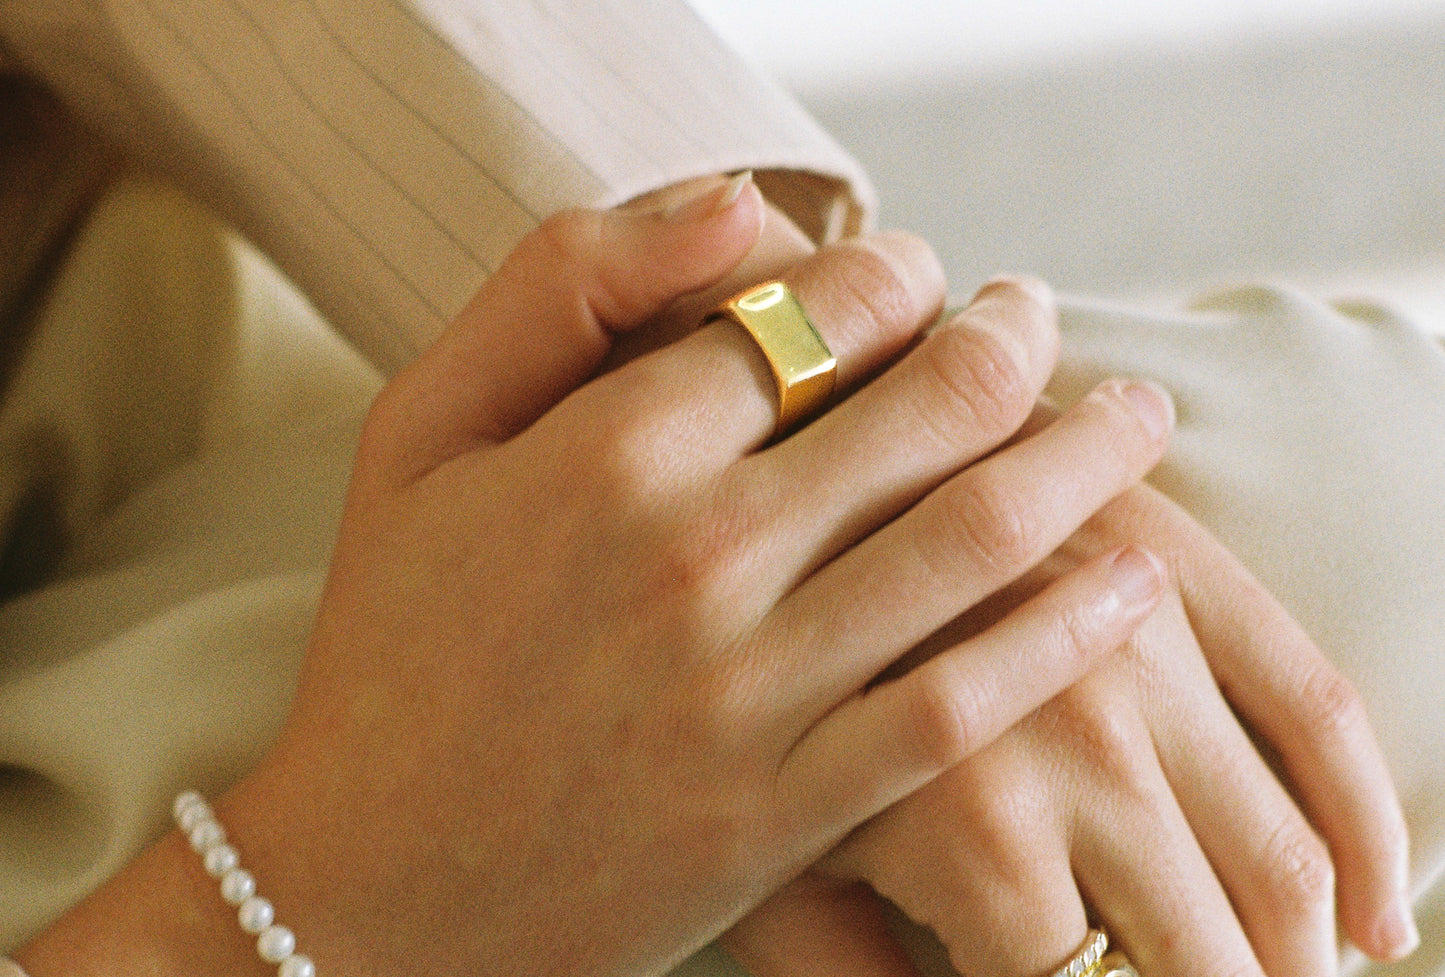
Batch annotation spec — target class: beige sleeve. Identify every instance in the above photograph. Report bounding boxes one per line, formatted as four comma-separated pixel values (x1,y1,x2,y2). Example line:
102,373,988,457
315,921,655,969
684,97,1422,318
0,0,873,374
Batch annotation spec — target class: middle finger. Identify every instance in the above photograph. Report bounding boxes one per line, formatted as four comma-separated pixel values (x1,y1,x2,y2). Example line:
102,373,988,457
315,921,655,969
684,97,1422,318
762,374,1174,716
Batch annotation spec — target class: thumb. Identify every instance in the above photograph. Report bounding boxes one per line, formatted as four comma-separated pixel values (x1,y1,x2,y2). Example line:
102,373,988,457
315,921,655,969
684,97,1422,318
371,172,763,482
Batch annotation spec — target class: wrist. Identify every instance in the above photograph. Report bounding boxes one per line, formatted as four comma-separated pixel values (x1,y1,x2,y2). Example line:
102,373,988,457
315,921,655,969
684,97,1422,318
15,823,272,977
173,793,316,976
13,746,332,977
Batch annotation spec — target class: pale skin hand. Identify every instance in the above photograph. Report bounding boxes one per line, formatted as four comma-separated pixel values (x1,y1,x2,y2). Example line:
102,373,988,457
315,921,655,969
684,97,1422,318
710,194,1415,976
15,179,1173,977
726,484,1415,977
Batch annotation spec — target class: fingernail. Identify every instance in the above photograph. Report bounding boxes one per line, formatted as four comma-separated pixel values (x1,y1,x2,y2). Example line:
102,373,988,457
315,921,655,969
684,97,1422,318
1121,380,1175,441
975,274,1054,311
1108,546,1164,609
1377,901,1420,960
662,170,753,223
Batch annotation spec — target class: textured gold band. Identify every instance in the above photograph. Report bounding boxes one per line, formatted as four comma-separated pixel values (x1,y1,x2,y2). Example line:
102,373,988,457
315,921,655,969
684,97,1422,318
708,280,837,435
1097,950,1140,977
1041,930,1140,977
1049,929,1110,977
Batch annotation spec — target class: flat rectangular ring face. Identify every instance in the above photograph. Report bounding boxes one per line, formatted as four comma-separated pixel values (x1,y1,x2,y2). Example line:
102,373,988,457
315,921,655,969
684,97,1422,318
717,281,837,431
734,282,835,383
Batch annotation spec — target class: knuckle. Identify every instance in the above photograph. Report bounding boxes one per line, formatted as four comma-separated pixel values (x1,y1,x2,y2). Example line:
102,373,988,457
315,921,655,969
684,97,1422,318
1295,661,1368,740
581,371,683,500
527,209,647,321
650,507,748,608
358,381,406,452
355,380,420,479
933,470,1042,575
1258,819,1336,917
913,322,1035,445
1050,602,1107,673
824,237,924,341
650,533,720,613
1050,692,1155,794
588,412,662,502
902,663,989,770
530,208,603,270
630,495,762,644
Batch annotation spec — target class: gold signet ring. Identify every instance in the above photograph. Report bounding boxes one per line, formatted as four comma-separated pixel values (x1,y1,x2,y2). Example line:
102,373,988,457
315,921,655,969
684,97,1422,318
707,281,837,435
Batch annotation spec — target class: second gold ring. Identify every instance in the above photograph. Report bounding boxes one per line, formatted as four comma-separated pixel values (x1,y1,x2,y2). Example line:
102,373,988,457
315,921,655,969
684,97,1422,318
1045,929,1140,977
707,280,837,435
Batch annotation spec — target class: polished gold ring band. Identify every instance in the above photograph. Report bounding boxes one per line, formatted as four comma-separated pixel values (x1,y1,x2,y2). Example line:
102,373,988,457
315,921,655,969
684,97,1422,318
707,280,837,435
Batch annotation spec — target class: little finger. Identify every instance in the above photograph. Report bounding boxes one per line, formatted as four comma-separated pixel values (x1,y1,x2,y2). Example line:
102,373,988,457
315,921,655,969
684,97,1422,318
1177,540,1415,960
1152,669,1339,977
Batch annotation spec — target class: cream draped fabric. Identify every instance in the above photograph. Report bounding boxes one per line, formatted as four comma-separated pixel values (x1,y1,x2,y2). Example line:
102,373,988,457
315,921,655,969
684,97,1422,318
0,1,1442,973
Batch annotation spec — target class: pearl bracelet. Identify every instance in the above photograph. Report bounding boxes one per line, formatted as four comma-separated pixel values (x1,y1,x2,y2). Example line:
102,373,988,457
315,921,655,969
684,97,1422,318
173,791,316,977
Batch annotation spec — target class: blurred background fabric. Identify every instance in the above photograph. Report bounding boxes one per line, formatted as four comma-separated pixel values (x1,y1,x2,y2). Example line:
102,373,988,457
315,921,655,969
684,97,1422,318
686,0,1445,327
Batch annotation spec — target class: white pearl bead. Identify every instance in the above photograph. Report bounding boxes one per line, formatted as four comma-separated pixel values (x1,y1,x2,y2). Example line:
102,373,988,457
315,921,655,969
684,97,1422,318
177,801,213,833
220,868,257,906
279,954,316,977
238,895,275,934
174,791,316,974
173,791,206,821
203,843,239,877
188,819,225,853
257,925,297,964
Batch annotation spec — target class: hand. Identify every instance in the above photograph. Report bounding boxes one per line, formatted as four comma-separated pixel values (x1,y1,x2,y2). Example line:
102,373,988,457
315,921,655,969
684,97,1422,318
241,184,1177,975
15,177,1178,977
724,478,1413,977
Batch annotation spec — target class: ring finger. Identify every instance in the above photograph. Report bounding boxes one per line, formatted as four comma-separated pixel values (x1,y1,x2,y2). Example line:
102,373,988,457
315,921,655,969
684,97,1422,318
1149,649,1339,977
828,744,1094,977
1070,702,1269,977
